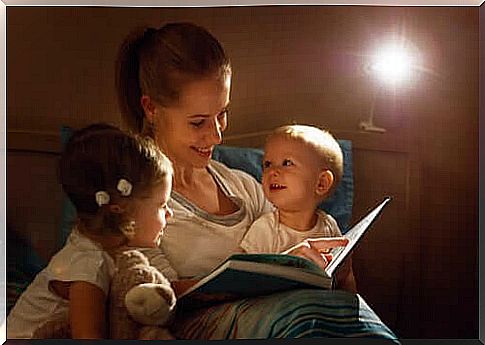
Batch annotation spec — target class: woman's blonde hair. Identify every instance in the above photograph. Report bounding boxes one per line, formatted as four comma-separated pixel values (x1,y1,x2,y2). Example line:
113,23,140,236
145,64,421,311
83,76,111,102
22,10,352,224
115,22,231,135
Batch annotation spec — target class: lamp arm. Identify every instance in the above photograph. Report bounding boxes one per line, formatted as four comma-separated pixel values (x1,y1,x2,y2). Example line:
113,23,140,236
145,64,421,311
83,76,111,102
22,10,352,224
359,87,386,133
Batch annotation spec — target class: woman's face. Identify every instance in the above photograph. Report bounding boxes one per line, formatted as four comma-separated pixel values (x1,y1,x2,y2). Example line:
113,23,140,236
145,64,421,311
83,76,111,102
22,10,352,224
153,75,231,169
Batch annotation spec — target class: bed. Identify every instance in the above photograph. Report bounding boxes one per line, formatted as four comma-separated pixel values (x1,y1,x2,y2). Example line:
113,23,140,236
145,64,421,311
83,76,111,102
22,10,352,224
6,129,398,341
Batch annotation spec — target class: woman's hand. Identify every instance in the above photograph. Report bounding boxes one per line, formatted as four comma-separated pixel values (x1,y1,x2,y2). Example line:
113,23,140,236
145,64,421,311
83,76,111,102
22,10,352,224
334,255,357,293
282,237,349,270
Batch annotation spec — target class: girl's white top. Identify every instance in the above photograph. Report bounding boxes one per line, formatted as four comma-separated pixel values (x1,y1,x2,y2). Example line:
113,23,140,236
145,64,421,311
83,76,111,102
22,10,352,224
7,228,116,339
240,209,342,254
144,160,273,281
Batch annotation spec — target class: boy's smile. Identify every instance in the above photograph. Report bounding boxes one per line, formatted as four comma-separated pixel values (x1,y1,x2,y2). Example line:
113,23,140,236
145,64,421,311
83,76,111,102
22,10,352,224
269,183,287,191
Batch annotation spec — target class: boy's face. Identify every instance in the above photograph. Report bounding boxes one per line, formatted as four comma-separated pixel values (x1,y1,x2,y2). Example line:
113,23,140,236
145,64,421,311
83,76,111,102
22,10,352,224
262,136,326,211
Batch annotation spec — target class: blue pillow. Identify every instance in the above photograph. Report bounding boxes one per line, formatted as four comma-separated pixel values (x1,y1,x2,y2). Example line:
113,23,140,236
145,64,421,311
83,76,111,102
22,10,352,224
59,126,353,246
6,224,47,314
213,141,354,233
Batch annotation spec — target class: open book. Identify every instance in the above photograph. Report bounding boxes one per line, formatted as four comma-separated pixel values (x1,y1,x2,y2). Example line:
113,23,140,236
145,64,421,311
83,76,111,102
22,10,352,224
178,197,391,310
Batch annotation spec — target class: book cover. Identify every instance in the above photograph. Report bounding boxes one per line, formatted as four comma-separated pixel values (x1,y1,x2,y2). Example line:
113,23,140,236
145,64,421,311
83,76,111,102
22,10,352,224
178,197,391,310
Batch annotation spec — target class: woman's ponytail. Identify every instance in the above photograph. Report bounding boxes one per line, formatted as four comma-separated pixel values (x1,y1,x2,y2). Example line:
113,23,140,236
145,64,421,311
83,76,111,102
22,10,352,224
115,27,151,133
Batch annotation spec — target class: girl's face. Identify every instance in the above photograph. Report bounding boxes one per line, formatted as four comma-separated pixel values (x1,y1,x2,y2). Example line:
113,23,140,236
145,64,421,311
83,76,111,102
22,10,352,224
128,178,173,248
153,75,231,169
262,136,324,212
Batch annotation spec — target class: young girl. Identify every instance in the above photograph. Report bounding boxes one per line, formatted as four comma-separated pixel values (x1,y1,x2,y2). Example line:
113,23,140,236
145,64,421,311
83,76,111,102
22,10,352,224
7,123,174,339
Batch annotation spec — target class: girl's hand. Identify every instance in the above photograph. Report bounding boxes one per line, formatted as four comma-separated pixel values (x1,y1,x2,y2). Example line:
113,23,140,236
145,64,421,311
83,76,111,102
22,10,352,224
171,278,200,297
282,237,349,270
69,281,107,339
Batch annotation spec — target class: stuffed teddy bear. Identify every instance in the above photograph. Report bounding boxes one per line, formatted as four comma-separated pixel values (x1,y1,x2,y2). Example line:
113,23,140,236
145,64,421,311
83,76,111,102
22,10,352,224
109,248,177,339
32,248,177,339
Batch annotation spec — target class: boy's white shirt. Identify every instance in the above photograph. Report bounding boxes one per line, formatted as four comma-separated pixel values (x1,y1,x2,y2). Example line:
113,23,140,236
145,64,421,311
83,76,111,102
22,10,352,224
7,228,116,339
241,209,342,254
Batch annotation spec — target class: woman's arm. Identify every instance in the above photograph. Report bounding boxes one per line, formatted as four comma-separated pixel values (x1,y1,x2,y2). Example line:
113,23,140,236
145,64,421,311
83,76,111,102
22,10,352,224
69,281,107,339
334,256,357,293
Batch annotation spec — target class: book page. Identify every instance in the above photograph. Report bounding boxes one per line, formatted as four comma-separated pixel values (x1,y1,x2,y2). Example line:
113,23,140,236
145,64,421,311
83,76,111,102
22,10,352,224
325,197,391,277
229,253,325,276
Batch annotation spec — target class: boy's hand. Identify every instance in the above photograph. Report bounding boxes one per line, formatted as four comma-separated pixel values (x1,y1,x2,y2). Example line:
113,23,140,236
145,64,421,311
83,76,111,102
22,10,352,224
282,237,349,270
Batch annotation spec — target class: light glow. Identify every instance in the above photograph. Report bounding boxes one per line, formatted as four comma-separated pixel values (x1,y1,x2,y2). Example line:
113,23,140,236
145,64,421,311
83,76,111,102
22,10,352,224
369,44,415,85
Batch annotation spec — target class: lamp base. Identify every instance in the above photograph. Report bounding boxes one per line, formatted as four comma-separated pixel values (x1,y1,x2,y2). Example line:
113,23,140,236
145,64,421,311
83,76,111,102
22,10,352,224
359,121,387,133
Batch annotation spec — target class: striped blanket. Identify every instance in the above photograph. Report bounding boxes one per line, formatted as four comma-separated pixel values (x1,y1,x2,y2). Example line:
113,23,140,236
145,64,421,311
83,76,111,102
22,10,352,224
173,289,399,342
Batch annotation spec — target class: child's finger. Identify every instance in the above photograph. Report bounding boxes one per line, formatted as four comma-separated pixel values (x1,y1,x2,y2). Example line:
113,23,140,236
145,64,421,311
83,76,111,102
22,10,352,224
322,253,333,262
300,246,329,270
308,237,349,253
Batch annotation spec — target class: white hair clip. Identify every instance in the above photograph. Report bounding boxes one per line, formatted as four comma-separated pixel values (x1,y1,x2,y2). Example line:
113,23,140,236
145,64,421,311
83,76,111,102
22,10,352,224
95,191,110,207
121,220,136,240
117,178,133,196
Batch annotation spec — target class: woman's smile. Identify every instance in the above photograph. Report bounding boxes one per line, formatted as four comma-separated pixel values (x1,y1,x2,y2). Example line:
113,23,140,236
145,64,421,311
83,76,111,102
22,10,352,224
191,146,213,159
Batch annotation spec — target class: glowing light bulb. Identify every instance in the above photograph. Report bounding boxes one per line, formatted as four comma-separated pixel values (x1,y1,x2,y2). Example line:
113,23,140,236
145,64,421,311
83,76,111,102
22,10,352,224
370,44,414,85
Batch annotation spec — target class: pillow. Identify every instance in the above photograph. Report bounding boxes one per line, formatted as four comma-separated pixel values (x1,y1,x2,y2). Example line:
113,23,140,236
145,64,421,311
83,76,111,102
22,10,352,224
212,141,354,233
6,224,47,314
59,126,353,246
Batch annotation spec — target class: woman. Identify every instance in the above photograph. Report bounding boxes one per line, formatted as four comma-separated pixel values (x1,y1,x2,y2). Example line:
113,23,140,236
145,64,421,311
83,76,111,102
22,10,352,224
116,22,398,341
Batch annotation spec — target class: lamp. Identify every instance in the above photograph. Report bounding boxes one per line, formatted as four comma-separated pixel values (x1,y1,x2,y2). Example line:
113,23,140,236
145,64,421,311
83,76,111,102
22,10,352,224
359,41,417,133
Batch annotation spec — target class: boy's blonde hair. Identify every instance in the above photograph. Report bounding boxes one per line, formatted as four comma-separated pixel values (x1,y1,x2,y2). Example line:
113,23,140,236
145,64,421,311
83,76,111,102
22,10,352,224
267,124,343,196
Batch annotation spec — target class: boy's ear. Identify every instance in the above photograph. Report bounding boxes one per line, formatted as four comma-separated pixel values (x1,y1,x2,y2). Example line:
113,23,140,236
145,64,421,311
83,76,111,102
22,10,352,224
141,95,157,123
316,170,334,196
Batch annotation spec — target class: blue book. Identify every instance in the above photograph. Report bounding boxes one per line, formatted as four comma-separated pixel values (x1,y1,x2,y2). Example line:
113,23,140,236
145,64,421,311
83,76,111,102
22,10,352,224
179,197,391,310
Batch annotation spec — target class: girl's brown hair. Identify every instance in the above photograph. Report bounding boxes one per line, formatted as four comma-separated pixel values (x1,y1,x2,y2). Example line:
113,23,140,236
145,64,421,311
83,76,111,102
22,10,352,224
59,123,172,236
115,22,231,134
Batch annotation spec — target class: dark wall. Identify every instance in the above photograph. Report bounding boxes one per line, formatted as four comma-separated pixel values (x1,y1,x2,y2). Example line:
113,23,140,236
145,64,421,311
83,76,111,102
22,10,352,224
479,3,484,341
